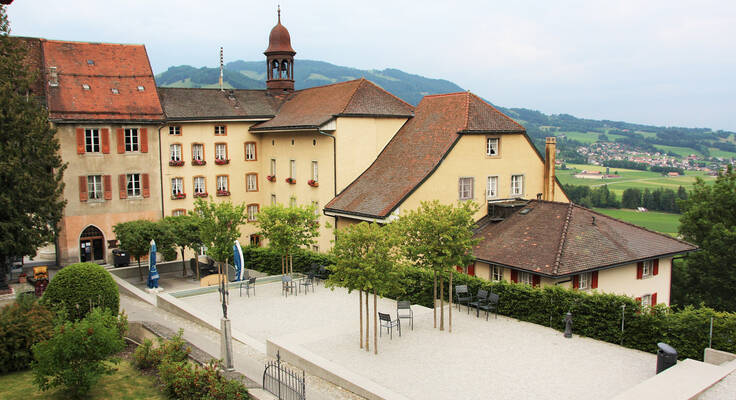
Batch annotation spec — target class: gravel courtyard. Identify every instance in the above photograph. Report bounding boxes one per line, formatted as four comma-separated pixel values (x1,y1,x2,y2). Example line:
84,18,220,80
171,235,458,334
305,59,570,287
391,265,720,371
177,279,656,400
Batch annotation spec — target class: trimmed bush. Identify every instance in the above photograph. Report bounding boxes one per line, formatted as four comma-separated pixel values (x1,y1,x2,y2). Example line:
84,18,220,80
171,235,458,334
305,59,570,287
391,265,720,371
242,246,334,275
158,359,249,400
42,262,119,320
0,295,54,373
132,329,190,370
385,266,736,361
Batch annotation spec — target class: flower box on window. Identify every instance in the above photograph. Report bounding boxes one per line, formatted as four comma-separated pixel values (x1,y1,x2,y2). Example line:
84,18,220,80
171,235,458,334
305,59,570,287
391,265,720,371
267,175,276,182
307,179,319,187
169,160,185,167
285,177,296,184
194,192,208,198
192,159,206,166
215,159,230,165
171,193,186,200
216,190,231,197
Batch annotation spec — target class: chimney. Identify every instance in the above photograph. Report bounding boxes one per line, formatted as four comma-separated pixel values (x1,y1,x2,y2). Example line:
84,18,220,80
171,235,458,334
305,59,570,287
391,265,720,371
543,137,556,201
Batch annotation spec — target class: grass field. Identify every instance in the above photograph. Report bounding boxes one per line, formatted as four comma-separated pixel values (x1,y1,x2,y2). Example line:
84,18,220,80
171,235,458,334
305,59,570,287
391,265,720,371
708,147,736,159
0,361,165,400
593,208,681,236
653,144,703,158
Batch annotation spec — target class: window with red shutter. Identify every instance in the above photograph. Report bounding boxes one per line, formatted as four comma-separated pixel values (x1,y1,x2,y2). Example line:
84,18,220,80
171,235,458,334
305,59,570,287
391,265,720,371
118,174,127,199
591,271,599,289
651,292,657,305
76,128,85,154
116,129,125,153
103,175,112,200
653,259,659,276
79,176,88,201
140,128,148,153
510,270,518,283
142,173,150,198
468,264,475,276
532,275,540,287
101,128,110,154
572,274,580,289
635,297,642,304
636,262,643,279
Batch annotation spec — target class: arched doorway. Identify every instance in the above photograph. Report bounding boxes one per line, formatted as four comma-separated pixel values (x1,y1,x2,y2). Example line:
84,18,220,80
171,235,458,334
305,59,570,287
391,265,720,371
79,225,105,263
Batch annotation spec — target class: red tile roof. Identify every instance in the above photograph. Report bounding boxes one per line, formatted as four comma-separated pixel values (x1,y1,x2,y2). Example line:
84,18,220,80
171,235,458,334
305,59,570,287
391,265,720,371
250,78,414,131
472,201,697,276
324,92,525,218
40,40,163,122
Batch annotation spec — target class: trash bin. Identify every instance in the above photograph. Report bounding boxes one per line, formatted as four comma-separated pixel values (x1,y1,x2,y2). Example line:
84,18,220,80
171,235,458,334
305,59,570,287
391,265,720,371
112,249,130,267
656,342,677,374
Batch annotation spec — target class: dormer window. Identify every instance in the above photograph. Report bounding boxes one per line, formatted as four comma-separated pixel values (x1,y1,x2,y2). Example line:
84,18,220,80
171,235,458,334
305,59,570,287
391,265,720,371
111,88,119,94
137,85,145,92
82,84,90,91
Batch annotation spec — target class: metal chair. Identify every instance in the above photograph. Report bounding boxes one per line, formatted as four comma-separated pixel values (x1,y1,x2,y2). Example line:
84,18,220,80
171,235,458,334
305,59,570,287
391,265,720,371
454,285,472,313
468,289,489,317
239,277,257,297
378,312,401,339
397,300,413,330
282,275,296,297
299,273,315,294
478,292,499,320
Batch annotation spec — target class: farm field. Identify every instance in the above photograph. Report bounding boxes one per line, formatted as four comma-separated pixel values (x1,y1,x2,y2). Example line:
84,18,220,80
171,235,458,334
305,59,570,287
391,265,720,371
593,208,681,237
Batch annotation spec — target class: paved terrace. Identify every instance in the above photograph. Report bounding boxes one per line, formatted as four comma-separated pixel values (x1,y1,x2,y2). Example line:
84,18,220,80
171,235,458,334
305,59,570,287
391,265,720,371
176,279,656,400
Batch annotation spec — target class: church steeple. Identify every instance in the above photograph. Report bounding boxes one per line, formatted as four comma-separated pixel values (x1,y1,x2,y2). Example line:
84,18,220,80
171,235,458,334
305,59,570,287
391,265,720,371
265,6,296,94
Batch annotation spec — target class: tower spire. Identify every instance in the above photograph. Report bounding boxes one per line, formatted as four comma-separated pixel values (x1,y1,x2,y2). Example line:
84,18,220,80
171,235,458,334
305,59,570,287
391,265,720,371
277,5,281,24
219,47,224,91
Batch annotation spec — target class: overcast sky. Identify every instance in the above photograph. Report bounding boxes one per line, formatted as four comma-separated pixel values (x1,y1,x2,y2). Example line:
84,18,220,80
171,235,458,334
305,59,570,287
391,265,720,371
7,0,736,131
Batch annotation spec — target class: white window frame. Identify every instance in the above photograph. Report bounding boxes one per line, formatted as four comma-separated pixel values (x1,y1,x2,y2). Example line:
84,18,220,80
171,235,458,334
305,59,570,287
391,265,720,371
491,265,503,282
170,144,182,161
192,144,204,161
171,178,183,195
511,174,524,196
270,159,276,176
215,143,227,160
518,271,533,285
246,174,257,192
169,126,180,135
487,176,498,199
579,272,592,290
85,128,100,153
311,161,318,182
124,128,139,152
193,177,206,194
486,137,499,156
217,176,228,192
173,209,185,217
245,143,256,160
214,125,226,135
126,173,141,197
641,294,652,308
247,205,259,222
642,260,653,278
199,245,207,256
290,160,296,179
87,175,103,200
459,177,474,200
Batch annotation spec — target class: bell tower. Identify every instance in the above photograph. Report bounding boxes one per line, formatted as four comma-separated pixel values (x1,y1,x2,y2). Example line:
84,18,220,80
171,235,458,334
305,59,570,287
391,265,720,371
265,6,296,94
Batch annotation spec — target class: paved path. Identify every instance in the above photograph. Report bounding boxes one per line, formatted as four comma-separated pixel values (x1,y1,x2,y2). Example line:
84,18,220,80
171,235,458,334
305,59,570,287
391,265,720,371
120,294,363,400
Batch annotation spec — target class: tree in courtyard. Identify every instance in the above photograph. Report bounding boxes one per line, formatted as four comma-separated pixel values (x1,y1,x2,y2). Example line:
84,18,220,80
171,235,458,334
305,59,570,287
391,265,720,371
395,200,479,332
161,215,202,277
112,220,159,281
673,166,736,311
192,197,247,265
327,222,401,354
254,203,319,276
0,5,66,290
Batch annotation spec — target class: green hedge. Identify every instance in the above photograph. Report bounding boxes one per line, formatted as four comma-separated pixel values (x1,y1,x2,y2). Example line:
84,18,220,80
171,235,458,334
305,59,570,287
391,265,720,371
0,295,54,373
242,246,335,275
391,266,736,361
42,262,119,321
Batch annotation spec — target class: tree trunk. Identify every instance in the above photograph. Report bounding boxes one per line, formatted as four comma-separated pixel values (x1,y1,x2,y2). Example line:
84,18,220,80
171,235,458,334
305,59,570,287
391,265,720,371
373,290,378,355
359,290,363,349
433,270,437,329
449,269,453,333
281,254,285,275
440,276,445,331
365,290,370,352
181,248,187,277
137,257,143,281
290,253,293,276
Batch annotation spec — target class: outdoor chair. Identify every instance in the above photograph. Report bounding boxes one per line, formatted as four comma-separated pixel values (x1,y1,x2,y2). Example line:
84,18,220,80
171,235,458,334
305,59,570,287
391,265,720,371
454,285,472,313
239,277,257,297
282,275,296,297
299,273,315,294
478,292,499,320
468,289,489,317
378,312,401,339
397,300,413,330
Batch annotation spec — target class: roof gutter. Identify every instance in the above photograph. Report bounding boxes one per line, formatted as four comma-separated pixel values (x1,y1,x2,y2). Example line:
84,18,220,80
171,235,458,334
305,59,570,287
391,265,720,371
323,210,391,224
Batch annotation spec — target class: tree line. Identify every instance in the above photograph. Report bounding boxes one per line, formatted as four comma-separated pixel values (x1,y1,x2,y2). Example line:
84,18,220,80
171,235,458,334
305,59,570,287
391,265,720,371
563,184,688,213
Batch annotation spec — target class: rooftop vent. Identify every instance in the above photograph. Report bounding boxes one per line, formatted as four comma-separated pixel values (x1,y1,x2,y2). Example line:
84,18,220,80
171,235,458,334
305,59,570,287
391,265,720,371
519,208,532,215
82,84,90,91
87,59,95,66
48,66,59,87
111,88,119,94
137,85,145,92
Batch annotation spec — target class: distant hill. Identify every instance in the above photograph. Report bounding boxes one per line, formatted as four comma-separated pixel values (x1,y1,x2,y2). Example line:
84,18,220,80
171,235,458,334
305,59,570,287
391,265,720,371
155,60,735,160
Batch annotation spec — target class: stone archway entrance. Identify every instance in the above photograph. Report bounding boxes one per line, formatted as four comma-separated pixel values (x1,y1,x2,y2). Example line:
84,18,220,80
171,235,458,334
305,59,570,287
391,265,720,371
79,225,105,263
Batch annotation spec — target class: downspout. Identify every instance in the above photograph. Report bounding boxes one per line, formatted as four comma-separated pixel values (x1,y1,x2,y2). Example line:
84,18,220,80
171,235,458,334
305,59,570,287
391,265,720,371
316,129,338,240
158,125,165,219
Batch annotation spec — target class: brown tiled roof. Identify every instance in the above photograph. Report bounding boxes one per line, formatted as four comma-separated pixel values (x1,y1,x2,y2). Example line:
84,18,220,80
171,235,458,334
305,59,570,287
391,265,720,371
472,201,697,276
40,40,164,122
324,92,525,218
250,78,414,131
158,88,281,120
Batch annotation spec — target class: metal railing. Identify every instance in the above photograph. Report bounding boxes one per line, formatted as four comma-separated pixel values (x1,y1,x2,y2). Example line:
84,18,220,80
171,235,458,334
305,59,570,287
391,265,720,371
263,351,305,400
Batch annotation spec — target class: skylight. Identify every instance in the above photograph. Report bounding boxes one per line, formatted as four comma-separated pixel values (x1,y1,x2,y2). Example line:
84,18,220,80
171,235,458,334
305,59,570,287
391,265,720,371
137,85,145,92
111,88,119,94
82,84,90,90
87,60,95,66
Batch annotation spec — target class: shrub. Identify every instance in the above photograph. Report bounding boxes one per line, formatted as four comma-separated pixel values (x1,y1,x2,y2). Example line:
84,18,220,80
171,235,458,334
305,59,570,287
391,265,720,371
158,359,249,400
243,246,334,275
0,295,54,373
42,262,119,320
31,308,126,398
133,329,190,370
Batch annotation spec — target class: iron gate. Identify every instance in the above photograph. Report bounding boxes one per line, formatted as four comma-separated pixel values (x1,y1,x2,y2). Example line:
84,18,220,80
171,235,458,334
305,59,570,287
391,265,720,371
263,351,305,400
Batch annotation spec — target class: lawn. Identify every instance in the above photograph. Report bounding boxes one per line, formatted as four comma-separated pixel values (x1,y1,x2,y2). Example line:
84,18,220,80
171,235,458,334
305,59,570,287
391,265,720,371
653,144,703,158
0,361,166,400
593,208,681,236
